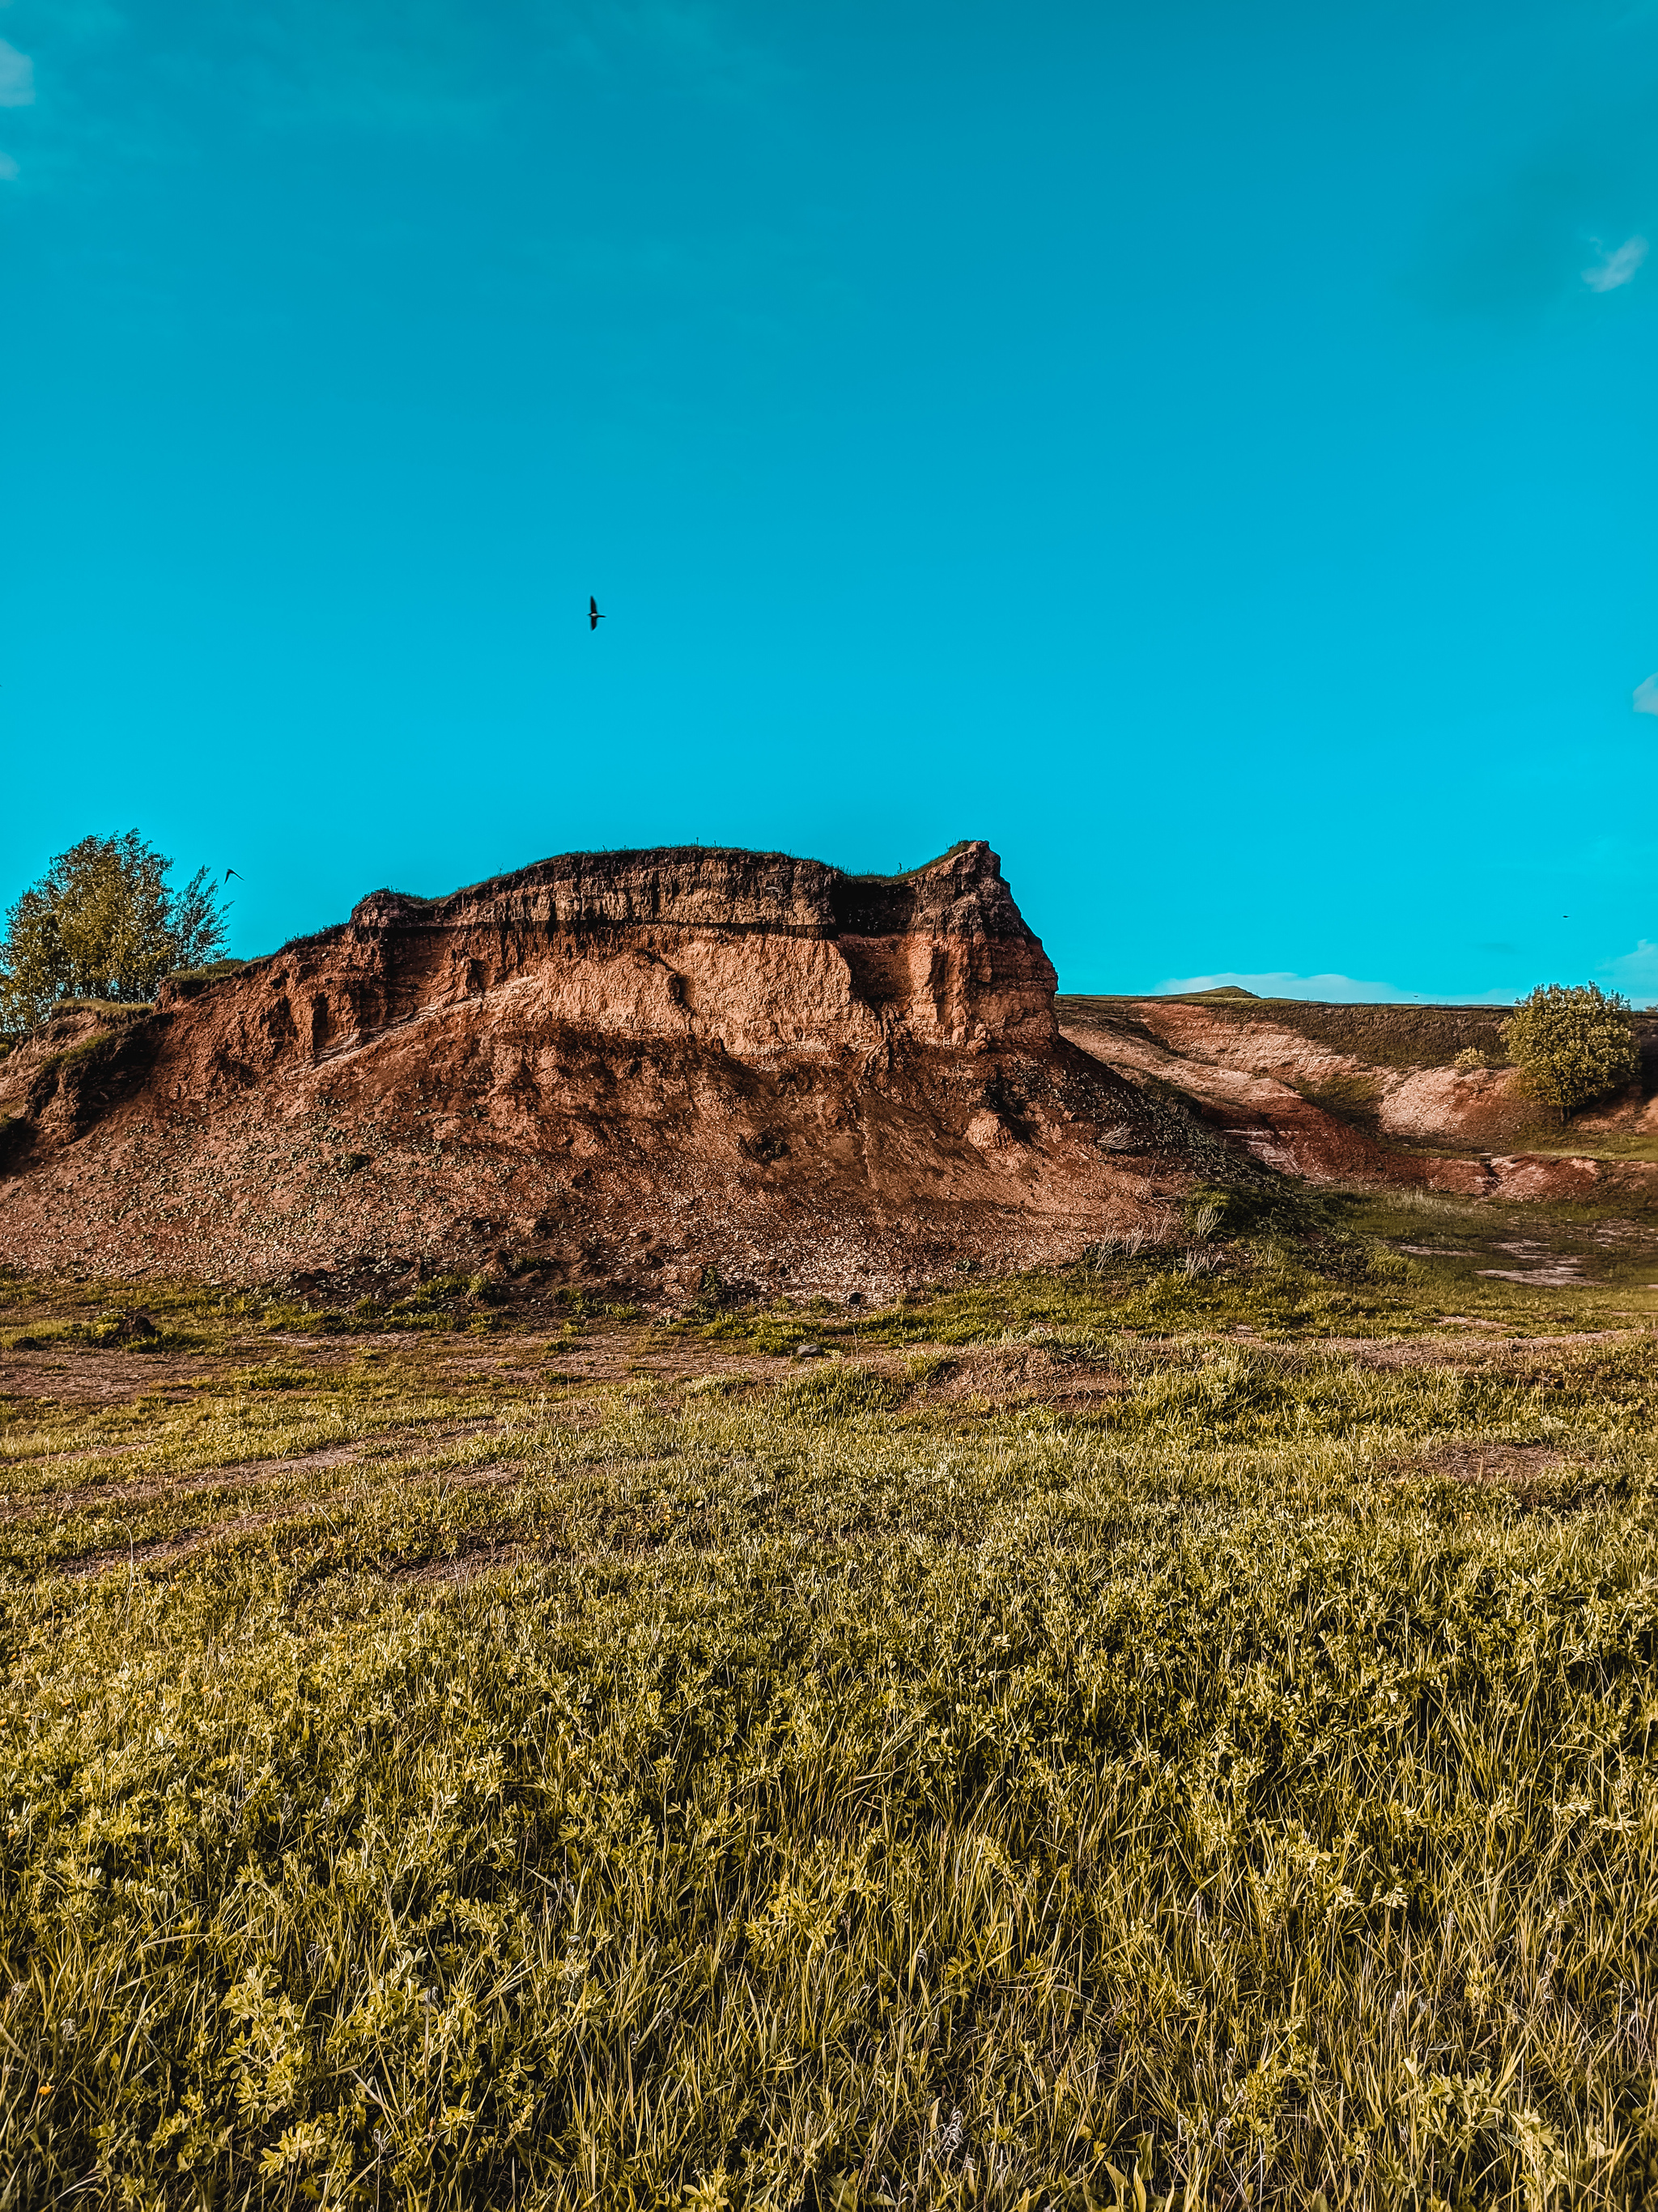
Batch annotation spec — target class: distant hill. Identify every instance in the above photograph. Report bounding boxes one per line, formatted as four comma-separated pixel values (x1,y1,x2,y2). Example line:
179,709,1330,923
1059,992,1658,1200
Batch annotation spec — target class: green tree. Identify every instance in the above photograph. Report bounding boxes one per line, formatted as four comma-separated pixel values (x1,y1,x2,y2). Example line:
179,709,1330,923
1500,982,1639,1122
0,832,228,1038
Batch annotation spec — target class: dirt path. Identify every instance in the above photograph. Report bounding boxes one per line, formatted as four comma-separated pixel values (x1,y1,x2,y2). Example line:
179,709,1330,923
0,1419,508,1521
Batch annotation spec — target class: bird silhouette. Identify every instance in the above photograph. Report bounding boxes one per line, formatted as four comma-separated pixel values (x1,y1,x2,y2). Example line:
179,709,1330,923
589,597,605,630
223,868,242,885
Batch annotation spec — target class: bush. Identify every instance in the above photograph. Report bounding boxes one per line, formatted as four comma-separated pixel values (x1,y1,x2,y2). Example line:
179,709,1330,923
1500,983,1639,1122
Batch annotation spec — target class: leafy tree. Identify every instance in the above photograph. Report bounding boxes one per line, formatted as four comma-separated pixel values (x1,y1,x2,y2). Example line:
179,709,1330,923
0,832,228,1038
1501,982,1639,1122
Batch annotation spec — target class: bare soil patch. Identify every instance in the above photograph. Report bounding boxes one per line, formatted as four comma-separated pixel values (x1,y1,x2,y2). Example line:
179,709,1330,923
0,1420,506,1522
1401,1438,1588,1507
397,1539,534,1588
0,1346,241,1406
1429,1441,1565,1484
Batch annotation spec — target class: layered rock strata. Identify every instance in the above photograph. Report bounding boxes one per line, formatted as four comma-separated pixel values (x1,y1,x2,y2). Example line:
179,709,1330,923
0,843,1226,1297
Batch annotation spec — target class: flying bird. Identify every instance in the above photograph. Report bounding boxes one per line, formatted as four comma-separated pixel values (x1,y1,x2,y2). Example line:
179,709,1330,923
589,597,605,631
223,868,242,885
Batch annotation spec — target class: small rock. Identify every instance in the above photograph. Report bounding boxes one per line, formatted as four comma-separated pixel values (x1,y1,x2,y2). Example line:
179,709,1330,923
793,1342,822,1358
102,1310,159,1343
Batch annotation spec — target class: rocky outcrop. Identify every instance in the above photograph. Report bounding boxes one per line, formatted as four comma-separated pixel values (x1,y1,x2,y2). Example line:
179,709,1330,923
150,840,1061,1076
0,844,1236,1297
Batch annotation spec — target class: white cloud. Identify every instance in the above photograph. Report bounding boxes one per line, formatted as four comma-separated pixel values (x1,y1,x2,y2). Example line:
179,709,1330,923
1599,940,1658,1005
1635,673,1658,715
0,150,15,180
1583,235,1647,291
0,38,32,105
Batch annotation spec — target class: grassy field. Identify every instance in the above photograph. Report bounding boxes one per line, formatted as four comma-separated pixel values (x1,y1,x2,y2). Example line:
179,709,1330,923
2,1203,1656,2210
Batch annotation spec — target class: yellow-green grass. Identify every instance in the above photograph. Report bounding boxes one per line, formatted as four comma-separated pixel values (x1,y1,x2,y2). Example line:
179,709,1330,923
695,1225,1658,1357
1520,1133,1658,1168
1,1260,1656,2208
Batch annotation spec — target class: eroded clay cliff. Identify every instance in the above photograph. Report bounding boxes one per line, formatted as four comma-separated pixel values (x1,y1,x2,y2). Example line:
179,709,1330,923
0,843,1238,1297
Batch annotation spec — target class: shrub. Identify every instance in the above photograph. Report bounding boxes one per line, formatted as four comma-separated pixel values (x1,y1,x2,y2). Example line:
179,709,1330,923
1500,983,1639,1121
1452,1046,1487,1071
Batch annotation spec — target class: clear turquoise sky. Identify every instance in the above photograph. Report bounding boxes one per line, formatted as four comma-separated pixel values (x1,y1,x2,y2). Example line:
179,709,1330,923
3,2,1656,1002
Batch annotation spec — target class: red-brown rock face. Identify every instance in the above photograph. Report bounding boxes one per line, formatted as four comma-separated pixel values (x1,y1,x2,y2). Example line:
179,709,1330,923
160,839,1061,1076
0,843,1219,1296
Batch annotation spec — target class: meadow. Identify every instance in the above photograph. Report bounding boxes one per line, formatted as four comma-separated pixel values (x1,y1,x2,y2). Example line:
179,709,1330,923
1,1196,1656,2210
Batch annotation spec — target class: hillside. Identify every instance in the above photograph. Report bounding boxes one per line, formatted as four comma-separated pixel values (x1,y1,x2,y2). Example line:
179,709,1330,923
7,847,1653,1303
1060,991,1658,1203
0,844,1248,1300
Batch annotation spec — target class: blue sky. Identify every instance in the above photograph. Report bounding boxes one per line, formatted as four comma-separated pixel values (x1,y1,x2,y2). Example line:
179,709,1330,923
2,0,1656,1003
